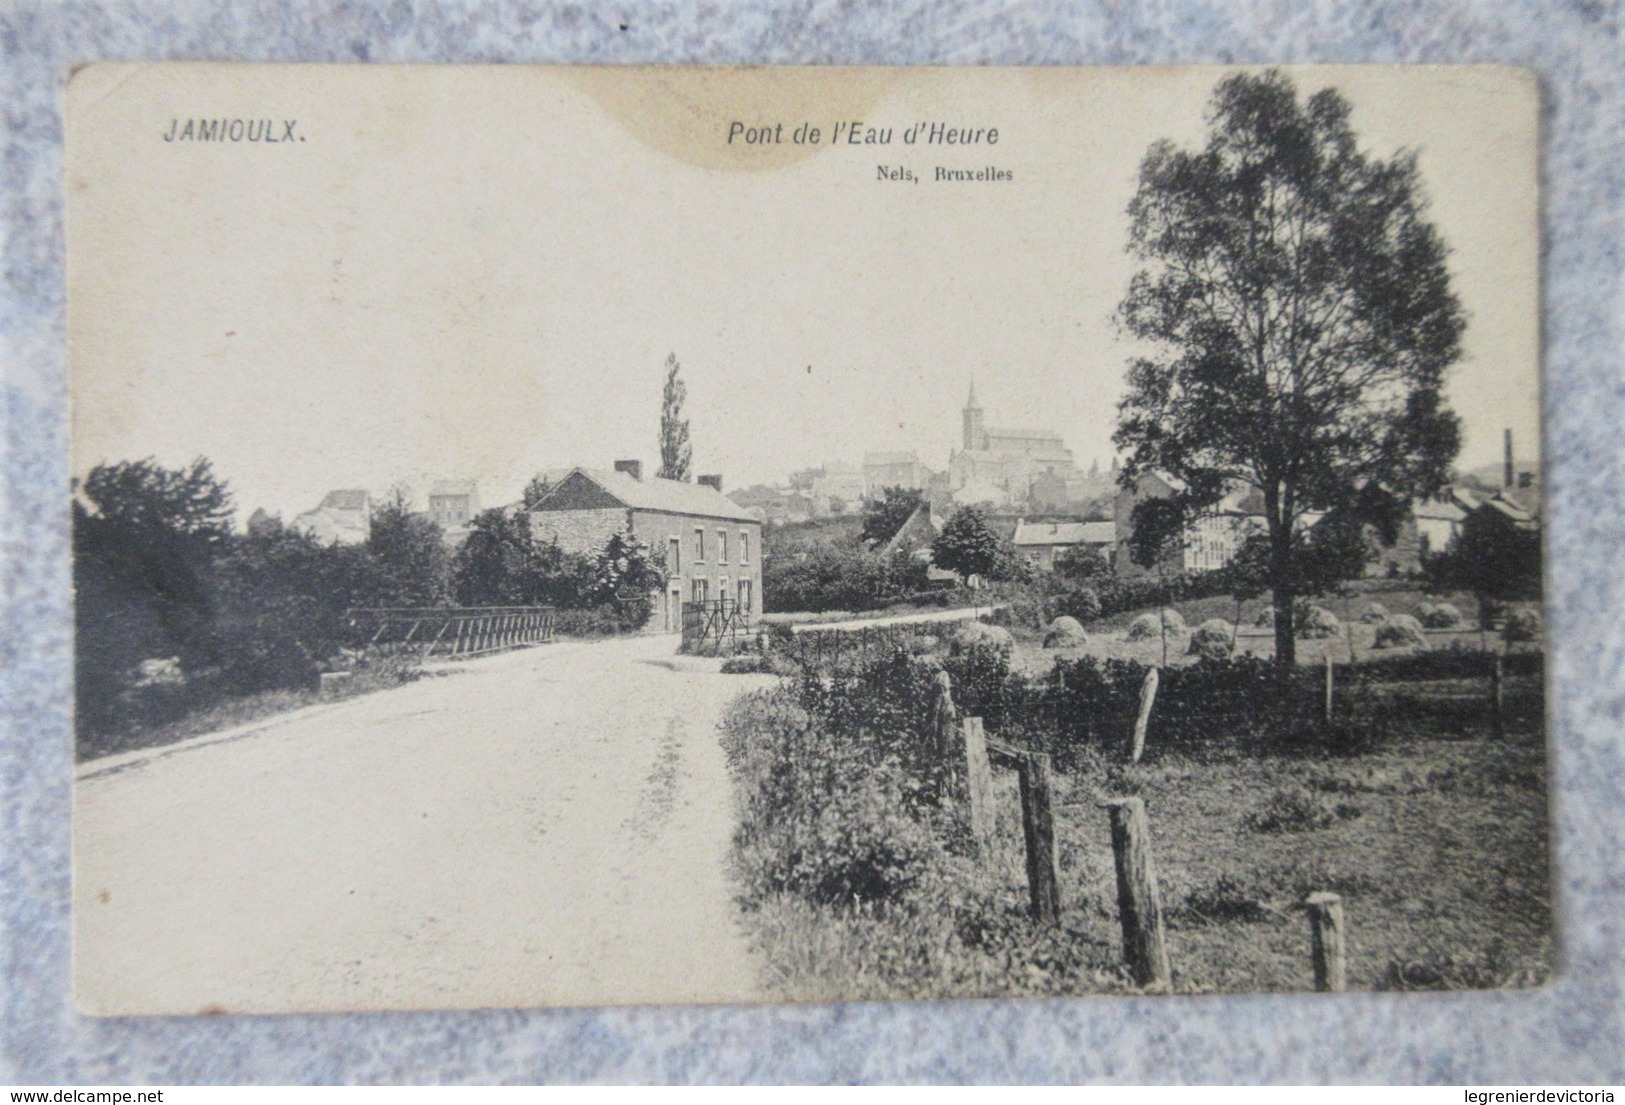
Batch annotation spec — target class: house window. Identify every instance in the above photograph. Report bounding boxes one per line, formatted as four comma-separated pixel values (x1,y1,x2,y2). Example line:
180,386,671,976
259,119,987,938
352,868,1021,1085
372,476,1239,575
719,575,730,608
718,530,729,564
691,577,708,604
740,532,750,563
739,579,753,614
694,527,705,562
667,536,681,576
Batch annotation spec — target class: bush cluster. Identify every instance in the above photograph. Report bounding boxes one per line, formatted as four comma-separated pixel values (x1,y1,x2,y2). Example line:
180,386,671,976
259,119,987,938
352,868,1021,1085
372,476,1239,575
762,542,931,614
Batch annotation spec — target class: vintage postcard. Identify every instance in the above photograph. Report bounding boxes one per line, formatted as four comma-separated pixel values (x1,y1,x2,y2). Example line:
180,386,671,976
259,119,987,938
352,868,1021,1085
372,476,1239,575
68,63,1547,1014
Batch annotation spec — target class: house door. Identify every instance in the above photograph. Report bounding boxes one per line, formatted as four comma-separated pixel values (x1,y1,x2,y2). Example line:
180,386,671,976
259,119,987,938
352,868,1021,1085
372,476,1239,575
665,583,682,633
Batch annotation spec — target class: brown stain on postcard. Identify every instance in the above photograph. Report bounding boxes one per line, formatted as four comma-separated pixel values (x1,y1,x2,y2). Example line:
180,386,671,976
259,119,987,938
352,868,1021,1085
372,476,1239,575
567,66,898,171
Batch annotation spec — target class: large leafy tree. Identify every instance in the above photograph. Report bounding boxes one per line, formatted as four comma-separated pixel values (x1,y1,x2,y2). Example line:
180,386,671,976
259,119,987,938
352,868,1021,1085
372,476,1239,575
365,489,449,607
1115,70,1465,666
931,506,1032,583
73,457,237,733
451,508,536,605
1424,504,1541,624
657,353,692,482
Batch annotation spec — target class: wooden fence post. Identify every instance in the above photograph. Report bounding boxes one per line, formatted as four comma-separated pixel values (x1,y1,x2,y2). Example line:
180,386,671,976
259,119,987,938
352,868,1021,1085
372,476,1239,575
962,717,996,860
1130,667,1159,763
1104,796,1171,988
930,670,960,799
1324,651,1335,724
1490,654,1505,736
1016,751,1060,924
1306,892,1347,992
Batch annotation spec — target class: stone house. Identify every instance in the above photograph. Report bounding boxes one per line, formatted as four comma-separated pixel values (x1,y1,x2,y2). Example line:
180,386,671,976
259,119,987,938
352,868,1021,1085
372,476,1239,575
528,461,763,633
290,489,372,545
864,450,934,493
1013,518,1116,572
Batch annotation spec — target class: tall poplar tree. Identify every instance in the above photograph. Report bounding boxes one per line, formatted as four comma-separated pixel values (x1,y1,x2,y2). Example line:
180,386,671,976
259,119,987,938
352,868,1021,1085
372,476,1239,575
657,353,692,482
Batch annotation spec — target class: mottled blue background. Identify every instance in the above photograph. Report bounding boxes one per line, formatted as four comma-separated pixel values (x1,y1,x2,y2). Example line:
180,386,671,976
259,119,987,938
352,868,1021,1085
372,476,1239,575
3,0,1621,1084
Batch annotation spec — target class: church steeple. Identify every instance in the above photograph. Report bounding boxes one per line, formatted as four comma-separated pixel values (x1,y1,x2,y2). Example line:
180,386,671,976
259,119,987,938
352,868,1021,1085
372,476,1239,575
963,379,985,451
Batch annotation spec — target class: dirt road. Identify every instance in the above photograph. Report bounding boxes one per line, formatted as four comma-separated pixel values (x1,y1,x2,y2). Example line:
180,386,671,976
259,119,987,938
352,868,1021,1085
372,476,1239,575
73,635,773,1014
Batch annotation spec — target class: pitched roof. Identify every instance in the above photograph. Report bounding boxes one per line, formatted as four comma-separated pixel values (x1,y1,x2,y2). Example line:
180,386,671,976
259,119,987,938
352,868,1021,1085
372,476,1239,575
1480,494,1539,529
1414,498,1468,522
319,489,370,511
538,467,756,523
1013,520,1115,546
430,479,478,497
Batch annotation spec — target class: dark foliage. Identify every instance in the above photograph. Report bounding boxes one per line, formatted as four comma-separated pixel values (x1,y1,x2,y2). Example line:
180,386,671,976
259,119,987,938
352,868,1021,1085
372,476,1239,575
763,541,930,613
1425,507,1542,608
76,456,664,750
931,506,1033,583
861,486,926,548
364,492,450,607
1115,70,1465,667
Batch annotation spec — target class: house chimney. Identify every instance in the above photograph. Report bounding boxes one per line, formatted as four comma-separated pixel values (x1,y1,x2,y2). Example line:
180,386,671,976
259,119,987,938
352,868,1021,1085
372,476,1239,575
614,459,643,481
1503,429,1514,489
698,474,723,493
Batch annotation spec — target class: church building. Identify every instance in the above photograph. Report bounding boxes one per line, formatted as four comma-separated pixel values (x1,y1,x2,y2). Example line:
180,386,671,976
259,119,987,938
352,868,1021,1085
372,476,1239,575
948,382,1087,508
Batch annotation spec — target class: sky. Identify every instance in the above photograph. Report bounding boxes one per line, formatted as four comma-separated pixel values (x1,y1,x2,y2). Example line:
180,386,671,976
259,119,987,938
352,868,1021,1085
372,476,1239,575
68,64,1540,522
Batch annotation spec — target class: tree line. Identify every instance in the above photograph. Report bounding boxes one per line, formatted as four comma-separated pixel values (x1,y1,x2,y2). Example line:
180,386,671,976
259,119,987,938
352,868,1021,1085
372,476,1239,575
74,457,663,738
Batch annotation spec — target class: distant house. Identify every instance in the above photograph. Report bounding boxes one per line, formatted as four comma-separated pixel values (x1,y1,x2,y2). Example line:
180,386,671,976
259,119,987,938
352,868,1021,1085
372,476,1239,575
1013,518,1116,572
729,484,816,526
1113,472,1266,577
880,501,957,585
428,480,479,529
528,461,763,633
810,463,867,515
882,501,941,555
1414,496,1469,558
290,489,372,546
864,451,934,494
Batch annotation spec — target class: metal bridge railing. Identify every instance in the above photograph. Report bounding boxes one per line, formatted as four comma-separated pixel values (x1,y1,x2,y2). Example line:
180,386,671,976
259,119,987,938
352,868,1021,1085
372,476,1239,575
345,606,555,660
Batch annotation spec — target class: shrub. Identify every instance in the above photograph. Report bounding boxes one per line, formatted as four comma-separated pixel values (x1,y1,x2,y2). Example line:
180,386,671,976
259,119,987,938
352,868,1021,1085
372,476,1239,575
724,675,956,910
1417,601,1464,629
1295,603,1340,639
907,634,941,656
210,625,321,696
988,595,1047,631
1359,602,1389,624
762,541,927,614
1373,614,1429,650
1042,616,1088,649
551,607,638,637
943,623,1017,723
1187,619,1235,661
1125,608,1186,641
1254,606,1277,628
721,654,774,674
1043,581,1102,624
1502,608,1541,643
948,620,1014,658
1091,569,1236,620
1245,788,1339,833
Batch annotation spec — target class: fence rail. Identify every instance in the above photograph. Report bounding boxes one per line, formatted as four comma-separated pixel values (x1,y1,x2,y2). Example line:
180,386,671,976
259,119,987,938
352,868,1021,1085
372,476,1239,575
344,605,555,660
682,599,752,655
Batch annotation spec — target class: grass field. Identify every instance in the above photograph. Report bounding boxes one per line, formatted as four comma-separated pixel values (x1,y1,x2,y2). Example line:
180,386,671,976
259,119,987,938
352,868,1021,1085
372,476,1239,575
725,642,1551,999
